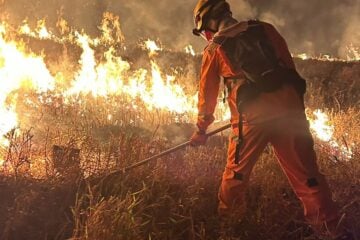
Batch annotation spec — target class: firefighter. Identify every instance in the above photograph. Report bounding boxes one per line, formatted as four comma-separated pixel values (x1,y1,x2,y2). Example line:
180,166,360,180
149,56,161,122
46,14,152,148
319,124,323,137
189,0,353,239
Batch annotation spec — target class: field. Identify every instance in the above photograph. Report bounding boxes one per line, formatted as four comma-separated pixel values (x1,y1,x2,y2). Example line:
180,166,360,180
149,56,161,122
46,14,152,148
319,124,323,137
0,20,359,240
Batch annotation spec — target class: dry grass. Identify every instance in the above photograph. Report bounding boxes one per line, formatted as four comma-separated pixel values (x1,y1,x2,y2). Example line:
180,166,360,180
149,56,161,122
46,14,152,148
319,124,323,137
0,46,359,240
0,112,359,240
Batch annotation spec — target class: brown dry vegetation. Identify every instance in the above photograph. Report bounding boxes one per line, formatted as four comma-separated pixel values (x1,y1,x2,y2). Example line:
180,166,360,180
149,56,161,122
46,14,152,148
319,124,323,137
0,42,359,240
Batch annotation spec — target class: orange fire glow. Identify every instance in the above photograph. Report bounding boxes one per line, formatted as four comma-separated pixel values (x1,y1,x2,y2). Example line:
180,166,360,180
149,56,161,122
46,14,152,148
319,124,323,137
1,23,56,164
0,16,356,172
0,19,210,166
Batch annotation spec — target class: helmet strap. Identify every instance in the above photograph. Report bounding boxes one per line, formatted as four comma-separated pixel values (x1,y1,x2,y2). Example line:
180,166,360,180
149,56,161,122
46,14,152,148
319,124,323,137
200,30,215,41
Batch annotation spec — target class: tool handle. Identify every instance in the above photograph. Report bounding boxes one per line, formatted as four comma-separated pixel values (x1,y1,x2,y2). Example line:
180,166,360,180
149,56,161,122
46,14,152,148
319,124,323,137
205,123,232,136
123,141,190,171
114,123,231,173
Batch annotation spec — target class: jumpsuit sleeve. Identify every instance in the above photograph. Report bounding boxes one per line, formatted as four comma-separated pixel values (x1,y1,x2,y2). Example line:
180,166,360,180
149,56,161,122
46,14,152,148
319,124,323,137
196,46,221,131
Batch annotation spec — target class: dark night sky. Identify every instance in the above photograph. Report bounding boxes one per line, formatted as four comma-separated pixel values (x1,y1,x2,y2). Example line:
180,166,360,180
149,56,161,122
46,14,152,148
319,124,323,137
1,0,359,57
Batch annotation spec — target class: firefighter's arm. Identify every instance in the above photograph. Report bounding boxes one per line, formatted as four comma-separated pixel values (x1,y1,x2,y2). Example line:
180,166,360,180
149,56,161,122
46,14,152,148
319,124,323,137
196,47,221,132
190,46,221,146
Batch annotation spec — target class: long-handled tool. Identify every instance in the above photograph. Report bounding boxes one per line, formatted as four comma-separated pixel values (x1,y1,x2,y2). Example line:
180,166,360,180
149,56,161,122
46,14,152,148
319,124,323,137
110,123,231,174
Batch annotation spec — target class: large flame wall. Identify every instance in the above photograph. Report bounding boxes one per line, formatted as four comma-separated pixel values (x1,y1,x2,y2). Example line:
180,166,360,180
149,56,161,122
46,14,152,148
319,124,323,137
0,16,358,173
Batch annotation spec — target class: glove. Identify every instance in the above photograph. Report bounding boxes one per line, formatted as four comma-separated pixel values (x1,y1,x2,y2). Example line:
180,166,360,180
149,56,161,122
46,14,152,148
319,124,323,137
190,129,208,146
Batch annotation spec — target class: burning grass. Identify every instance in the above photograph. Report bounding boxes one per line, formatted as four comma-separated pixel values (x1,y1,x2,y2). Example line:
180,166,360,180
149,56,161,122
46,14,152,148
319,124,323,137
0,17,359,240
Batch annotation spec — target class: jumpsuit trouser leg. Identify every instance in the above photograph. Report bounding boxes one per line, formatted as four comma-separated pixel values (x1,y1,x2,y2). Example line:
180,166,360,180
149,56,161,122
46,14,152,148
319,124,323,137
218,115,340,236
269,116,340,235
218,122,269,217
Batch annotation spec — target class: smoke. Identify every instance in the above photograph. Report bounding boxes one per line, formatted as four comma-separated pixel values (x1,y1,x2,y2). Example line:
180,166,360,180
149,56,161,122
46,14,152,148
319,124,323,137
0,0,105,35
338,5,360,59
242,0,360,58
0,0,359,57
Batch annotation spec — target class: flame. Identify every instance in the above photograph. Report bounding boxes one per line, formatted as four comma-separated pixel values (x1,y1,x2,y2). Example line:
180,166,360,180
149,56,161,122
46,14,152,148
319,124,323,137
64,34,197,114
65,32,114,97
0,23,55,162
145,61,197,113
346,43,360,61
62,31,199,114
296,44,360,62
98,12,125,45
19,20,33,36
309,109,334,142
2,16,354,175
18,18,76,44
308,109,353,160
36,19,52,39
144,39,161,56
0,108,17,142
296,53,309,60
19,19,53,40
56,17,70,36
185,45,196,56
296,53,336,61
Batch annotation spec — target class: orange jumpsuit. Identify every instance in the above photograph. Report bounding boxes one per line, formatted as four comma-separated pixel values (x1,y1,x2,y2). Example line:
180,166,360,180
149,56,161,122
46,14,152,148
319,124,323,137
196,21,340,233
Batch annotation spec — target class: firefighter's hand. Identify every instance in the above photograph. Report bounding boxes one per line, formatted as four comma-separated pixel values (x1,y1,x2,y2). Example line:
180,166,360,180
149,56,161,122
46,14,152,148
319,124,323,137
190,130,208,146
